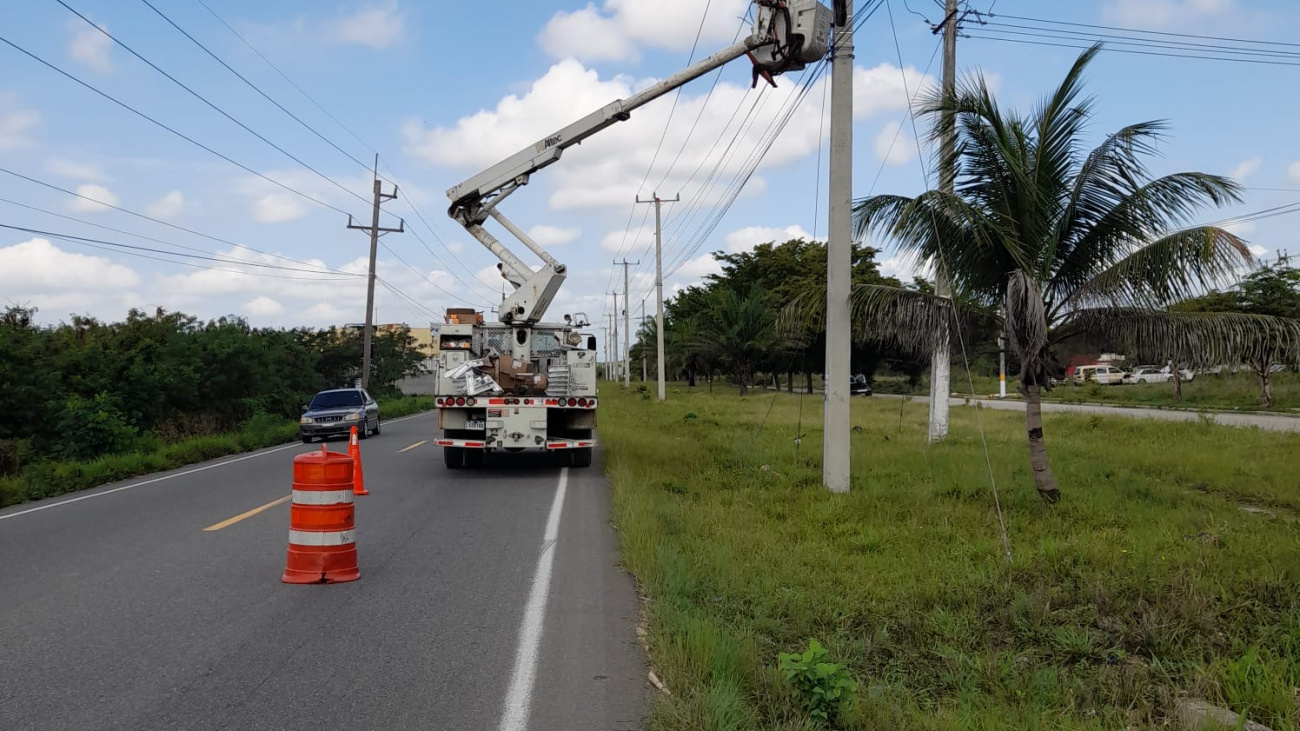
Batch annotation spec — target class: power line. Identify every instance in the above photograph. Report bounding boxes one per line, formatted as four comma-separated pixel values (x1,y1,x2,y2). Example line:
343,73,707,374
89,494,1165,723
988,12,1300,49
0,197,355,275
138,0,375,173
0,165,336,272
971,26,1300,65
55,1,372,210
978,20,1300,60
377,240,487,308
193,0,379,159
0,34,356,217
0,224,360,281
175,0,491,305
966,33,1300,68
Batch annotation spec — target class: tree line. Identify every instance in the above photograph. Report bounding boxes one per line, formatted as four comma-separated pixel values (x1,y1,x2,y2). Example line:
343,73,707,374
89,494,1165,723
0,306,426,466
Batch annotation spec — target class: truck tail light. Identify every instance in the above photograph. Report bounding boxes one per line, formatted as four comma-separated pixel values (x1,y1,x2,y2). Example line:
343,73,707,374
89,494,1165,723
467,397,477,406
456,397,466,406
578,398,588,407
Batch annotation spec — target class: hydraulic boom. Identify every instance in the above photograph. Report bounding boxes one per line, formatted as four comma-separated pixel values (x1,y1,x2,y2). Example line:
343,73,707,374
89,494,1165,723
447,0,832,325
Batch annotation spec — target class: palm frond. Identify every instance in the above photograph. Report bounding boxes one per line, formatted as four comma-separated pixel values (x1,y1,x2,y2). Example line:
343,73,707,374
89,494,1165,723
1050,173,1244,299
1062,225,1251,312
1065,308,1300,368
779,283,953,356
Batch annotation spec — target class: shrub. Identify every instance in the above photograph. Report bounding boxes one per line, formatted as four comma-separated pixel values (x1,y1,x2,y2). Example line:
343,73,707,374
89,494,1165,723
778,639,857,728
55,393,139,461
237,412,296,451
0,476,26,507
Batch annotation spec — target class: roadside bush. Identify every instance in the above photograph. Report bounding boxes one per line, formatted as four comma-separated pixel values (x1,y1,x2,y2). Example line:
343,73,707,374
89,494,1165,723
379,396,433,419
237,412,297,451
54,393,139,461
778,640,857,728
0,476,26,507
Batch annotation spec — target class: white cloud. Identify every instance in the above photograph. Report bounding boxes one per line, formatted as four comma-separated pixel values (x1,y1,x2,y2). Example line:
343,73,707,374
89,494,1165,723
1103,0,1233,29
853,63,936,120
447,241,465,254
252,194,309,223
69,184,119,213
45,158,106,181
1288,161,1300,184
0,237,139,295
528,224,581,246
242,295,285,317
0,93,40,151
723,224,813,253
1248,244,1268,257
145,190,185,219
874,121,915,166
302,302,351,324
673,253,723,281
68,17,113,74
1222,220,1255,237
327,2,406,49
407,59,930,213
1228,157,1260,183
538,0,749,62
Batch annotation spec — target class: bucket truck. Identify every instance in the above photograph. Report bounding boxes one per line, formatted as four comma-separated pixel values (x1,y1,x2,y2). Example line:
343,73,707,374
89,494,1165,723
432,0,832,469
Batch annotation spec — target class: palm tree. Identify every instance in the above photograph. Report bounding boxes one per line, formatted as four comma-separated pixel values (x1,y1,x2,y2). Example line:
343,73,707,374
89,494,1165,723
697,287,777,396
788,45,1300,503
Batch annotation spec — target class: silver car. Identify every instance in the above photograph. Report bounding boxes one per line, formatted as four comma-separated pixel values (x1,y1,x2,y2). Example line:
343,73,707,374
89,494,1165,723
299,388,381,443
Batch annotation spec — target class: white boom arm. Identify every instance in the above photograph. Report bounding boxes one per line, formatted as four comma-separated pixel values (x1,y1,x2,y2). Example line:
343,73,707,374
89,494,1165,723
448,0,832,325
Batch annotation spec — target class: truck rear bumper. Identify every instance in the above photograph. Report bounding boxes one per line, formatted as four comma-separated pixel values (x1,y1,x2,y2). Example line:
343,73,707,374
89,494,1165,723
434,438,595,450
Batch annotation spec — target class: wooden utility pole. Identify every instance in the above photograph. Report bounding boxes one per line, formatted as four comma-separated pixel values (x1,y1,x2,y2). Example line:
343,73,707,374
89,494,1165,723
928,0,960,442
346,156,403,390
823,0,853,494
636,193,680,401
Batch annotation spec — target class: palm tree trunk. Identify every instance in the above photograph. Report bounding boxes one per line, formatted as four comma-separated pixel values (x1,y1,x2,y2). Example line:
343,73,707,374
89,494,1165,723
687,365,696,388
1023,383,1061,503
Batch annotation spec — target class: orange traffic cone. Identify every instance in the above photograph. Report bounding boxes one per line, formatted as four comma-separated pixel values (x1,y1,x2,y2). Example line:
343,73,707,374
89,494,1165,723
349,425,369,496
283,445,360,584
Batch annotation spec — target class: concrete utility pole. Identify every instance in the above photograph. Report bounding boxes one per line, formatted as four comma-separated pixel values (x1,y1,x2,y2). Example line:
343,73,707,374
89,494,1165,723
637,193,680,402
614,259,639,388
823,0,853,494
346,156,403,390
641,298,648,383
928,0,960,442
608,292,620,383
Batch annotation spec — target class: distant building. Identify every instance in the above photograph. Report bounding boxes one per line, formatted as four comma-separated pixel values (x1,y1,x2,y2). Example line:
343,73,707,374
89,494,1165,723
341,322,438,357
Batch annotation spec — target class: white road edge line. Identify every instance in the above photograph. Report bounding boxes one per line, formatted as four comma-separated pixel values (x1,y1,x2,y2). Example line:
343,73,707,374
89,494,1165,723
0,410,433,522
497,467,569,731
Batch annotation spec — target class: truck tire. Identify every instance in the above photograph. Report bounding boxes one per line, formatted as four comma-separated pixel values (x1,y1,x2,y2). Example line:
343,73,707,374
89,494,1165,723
443,446,463,469
571,447,593,468
463,449,485,468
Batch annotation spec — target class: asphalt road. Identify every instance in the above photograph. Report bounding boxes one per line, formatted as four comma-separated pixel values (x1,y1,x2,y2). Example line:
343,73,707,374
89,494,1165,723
0,412,645,731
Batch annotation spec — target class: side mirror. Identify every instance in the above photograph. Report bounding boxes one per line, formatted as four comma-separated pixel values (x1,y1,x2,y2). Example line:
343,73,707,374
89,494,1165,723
587,336,597,351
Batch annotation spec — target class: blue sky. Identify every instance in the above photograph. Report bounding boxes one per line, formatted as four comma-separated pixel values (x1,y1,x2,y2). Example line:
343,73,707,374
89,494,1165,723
1,0,1297,331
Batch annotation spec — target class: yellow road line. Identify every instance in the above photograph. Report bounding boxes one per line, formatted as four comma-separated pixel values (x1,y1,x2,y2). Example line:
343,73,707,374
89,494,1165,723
203,495,291,532
399,440,428,453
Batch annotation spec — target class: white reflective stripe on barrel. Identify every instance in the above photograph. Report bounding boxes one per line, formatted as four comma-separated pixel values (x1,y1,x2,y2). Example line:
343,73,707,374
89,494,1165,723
291,489,355,505
288,529,356,546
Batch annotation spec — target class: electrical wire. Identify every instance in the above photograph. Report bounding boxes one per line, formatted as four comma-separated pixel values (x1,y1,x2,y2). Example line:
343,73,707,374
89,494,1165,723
0,166,336,273
55,1,372,210
377,240,486,308
966,33,1300,68
0,224,361,281
0,34,356,218
987,11,1300,49
138,0,375,174
0,197,355,275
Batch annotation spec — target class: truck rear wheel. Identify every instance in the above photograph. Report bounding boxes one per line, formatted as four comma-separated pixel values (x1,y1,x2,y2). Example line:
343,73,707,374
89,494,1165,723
571,447,593,468
463,449,485,468
443,446,463,469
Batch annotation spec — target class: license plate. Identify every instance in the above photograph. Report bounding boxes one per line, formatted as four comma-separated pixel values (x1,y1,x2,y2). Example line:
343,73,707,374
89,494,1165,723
467,420,485,430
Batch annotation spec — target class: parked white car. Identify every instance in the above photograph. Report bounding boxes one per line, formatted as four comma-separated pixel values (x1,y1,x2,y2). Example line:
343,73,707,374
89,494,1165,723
1074,364,1129,385
1124,366,1169,384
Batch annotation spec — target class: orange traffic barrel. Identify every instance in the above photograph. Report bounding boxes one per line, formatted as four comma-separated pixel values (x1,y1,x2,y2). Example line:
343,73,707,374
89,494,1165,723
282,445,360,584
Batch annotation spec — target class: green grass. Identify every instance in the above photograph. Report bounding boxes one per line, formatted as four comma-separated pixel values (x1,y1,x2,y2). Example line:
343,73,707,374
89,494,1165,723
600,385,1300,731
871,371,1300,413
0,395,432,508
